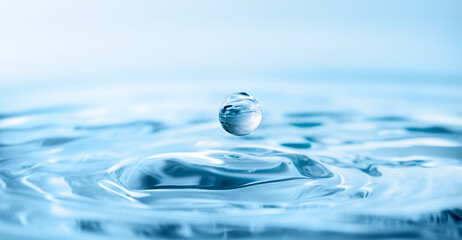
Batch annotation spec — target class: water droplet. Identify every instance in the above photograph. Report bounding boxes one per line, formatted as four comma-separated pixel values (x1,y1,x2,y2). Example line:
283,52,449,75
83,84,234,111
219,92,262,136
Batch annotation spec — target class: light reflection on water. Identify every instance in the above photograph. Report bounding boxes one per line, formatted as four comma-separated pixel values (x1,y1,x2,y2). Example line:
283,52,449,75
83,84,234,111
0,78,461,239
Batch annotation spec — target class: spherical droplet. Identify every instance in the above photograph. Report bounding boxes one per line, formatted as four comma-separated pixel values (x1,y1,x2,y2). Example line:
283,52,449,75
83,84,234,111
219,92,262,136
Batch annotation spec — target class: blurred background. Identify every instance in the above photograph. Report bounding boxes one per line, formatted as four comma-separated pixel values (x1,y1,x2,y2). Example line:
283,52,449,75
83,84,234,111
1,0,461,86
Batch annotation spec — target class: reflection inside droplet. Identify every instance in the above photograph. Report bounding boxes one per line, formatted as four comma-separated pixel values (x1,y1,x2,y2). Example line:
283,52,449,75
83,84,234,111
219,92,262,136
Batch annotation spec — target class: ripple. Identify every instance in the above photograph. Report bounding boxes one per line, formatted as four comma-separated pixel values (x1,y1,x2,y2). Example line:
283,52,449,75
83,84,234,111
1,99,462,239
405,126,458,134
280,142,312,149
114,148,333,192
290,122,323,128
74,120,165,132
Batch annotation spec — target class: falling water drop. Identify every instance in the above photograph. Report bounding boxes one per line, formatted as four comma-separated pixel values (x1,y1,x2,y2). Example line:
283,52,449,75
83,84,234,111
219,92,262,136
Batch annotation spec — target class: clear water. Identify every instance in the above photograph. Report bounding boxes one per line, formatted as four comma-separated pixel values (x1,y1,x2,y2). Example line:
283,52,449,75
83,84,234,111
219,92,262,136
1,77,462,239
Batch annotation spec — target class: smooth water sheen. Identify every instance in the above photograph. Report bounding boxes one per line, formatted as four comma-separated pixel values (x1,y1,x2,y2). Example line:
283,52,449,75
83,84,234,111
0,78,461,239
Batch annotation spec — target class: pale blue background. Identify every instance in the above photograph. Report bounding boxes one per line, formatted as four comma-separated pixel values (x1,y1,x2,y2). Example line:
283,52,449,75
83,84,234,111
0,0,461,85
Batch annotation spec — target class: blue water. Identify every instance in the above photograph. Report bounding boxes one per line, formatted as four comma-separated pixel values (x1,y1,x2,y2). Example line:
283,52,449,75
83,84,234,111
0,77,462,239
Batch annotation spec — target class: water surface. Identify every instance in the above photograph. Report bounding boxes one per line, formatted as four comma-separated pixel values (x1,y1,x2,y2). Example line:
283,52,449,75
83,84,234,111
1,77,461,239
